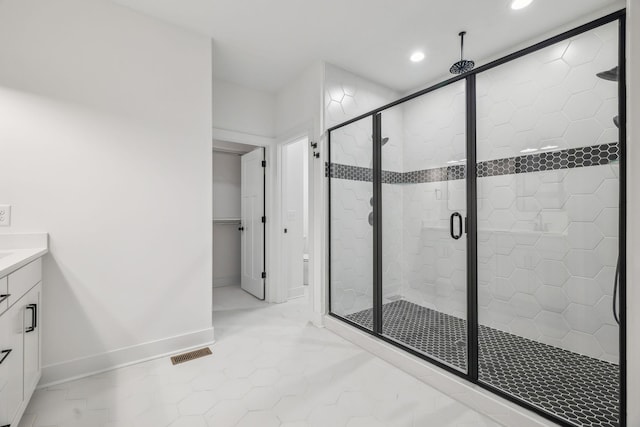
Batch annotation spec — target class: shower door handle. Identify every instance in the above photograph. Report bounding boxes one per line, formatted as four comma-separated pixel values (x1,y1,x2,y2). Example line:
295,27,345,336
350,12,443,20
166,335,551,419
450,212,463,240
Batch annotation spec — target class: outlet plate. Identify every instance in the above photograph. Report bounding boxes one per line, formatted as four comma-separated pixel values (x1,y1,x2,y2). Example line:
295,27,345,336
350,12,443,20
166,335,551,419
0,205,11,226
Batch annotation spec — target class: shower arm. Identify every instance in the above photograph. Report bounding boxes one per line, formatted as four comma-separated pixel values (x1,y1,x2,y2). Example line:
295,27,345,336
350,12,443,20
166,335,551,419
459,31,466,61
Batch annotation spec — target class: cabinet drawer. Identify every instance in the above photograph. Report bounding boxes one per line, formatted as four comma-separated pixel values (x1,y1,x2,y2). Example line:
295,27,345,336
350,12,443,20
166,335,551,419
8,258,42,305
0,277,7,314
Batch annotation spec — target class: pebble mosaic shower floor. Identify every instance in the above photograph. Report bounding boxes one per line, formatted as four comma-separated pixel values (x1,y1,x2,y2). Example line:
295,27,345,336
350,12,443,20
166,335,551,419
346,299,619,427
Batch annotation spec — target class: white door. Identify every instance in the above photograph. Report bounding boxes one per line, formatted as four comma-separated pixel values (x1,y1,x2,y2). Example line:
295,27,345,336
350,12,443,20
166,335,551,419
241,148,265,299
282,140,306,299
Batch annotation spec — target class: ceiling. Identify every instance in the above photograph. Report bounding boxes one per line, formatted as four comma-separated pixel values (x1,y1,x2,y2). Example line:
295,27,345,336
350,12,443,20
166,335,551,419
112,0,624,93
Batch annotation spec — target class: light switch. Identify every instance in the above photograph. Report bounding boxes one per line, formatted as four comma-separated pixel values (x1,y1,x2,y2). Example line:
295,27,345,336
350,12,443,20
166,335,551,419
0,205,10,226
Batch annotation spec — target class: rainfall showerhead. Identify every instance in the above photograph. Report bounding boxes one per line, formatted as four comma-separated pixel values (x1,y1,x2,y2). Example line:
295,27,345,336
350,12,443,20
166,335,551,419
450,31,475,75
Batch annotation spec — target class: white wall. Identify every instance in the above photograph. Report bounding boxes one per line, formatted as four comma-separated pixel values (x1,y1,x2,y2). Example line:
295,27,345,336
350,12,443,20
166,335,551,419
276,62,324,138
626,1,638,425
271,62,324,313
213,152,242,219
213,78,276,138
0,0,213,383
213,151,241,287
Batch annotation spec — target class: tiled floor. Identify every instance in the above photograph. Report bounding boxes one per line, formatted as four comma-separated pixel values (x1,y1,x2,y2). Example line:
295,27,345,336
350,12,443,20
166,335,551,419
19,286,501,427
347,300,619,427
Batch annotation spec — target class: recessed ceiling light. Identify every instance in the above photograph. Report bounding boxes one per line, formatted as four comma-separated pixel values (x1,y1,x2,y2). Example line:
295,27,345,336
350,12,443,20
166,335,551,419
410,51,425,62
520,148,538,153
511,0,533,10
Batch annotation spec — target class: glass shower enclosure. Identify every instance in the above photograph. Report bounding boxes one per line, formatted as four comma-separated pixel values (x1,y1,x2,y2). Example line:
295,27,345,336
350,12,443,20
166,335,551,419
328,12,625,427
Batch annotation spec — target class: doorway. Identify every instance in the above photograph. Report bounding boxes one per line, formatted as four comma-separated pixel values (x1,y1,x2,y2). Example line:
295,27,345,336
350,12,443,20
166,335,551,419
212,141,265,310
280,137,310,301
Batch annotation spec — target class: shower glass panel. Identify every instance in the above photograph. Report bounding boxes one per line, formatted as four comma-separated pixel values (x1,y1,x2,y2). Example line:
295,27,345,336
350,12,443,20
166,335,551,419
476,22,620,426
380,81,468,372
329,116,374,330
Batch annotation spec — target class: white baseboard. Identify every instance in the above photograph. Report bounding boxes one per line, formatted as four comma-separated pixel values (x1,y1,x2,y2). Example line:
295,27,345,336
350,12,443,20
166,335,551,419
287,286,306,300
213,276,240,288
311,311,324,328
39,327,215,387
324,316,556,427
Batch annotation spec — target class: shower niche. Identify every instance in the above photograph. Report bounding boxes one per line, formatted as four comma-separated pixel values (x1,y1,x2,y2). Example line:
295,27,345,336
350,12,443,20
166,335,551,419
328,13,625,427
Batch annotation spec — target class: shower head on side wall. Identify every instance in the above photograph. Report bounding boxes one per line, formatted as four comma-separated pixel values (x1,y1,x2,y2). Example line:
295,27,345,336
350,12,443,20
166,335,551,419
371,135,390,146
450,31,475,75
596,66,618,128
597,66,618,81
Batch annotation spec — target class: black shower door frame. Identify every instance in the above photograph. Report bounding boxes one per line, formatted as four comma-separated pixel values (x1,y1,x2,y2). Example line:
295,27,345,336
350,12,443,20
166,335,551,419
327,9,627,427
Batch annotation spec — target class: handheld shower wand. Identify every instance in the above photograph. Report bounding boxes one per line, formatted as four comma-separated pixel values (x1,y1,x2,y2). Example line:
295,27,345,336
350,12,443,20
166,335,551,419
596,65,620,325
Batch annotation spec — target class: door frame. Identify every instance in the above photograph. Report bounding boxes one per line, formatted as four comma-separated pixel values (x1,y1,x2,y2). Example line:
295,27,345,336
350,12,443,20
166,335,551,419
279,136,310,302
274,132,312,304
212,130,275,302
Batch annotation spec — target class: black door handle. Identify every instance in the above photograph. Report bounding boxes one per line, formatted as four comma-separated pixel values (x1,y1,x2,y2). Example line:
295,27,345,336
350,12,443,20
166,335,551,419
238,226,244,231
0,349,11,365
26,304,37,333
450,212,463,240
0,294,9,304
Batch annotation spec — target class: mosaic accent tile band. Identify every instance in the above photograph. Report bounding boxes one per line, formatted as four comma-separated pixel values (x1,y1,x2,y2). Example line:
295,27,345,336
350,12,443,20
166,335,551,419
477,142,620,178
326,163,405,184
345,300,619,427
328,142,619,183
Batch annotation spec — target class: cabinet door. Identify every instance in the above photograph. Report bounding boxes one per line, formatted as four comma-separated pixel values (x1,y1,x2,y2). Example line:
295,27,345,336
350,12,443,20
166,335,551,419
0,301,24,426
23,283,41,395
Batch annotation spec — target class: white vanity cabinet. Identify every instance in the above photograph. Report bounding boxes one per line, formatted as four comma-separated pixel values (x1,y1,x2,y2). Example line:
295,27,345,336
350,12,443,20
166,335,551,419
0,259,43,427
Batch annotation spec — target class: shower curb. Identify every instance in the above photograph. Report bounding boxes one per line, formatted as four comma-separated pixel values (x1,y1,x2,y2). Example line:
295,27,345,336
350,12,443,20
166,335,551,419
324,315,556,427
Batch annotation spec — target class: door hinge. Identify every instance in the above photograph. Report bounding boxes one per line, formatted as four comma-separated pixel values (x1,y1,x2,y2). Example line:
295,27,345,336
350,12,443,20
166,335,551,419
261,272,266,279
261,216,266,223
261,160,266,167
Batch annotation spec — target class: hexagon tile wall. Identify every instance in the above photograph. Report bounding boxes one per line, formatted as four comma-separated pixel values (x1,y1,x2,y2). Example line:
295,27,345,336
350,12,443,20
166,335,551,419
327,21,619,364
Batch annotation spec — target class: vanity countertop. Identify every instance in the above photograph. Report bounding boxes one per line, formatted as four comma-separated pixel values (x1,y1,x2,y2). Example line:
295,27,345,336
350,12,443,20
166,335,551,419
0,233,48,278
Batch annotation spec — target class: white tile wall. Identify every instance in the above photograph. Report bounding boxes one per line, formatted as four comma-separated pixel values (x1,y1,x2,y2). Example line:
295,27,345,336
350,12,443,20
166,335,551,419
327,21,620,363
476,22,618,162
474,22,620,362
476,165,619,362
330,177,374,317
327,65,403,317
397,81,468,320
